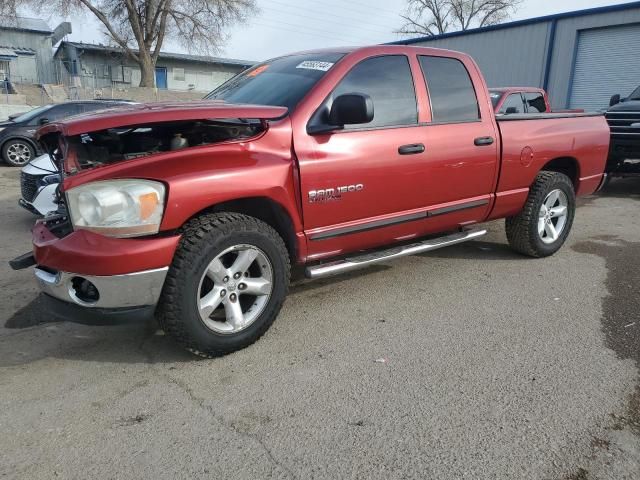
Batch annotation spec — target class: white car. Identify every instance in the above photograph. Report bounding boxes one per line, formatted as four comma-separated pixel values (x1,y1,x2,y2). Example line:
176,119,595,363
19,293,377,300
19,153,60,215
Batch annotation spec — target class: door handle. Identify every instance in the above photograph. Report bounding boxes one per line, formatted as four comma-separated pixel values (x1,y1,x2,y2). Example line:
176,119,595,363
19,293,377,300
474,136,495,146
398,143,425,155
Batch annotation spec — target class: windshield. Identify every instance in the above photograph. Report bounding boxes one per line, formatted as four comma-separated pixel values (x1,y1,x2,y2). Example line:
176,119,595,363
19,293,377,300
10,104,53,123
489,91,503,109
205,52,345,111
629,85,640,100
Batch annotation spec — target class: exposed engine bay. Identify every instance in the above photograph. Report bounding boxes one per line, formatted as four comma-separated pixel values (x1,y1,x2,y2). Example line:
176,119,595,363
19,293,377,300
63,119,265,170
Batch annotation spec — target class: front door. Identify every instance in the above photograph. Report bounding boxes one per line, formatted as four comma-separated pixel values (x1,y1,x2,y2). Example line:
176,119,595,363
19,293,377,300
294,54,435,259
155,67,168,89
293,51,498,261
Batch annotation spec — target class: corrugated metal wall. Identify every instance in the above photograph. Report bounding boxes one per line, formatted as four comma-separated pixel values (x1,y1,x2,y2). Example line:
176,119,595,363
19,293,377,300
0,30,54,83
569,24,640,111
410,22,551,88
400,6,640,110
547,9,640,109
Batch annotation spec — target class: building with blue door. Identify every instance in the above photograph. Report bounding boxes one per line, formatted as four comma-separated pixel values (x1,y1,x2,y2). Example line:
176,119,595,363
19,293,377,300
155,67,168,90
390,1,640,111
54,41,254,92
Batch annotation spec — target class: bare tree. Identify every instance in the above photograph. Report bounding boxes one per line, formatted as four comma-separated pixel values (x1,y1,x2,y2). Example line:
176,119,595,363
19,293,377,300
397,0,521,37
1,0,256,87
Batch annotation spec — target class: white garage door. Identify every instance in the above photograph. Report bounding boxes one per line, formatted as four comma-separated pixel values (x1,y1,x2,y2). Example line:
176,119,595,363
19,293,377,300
570,24,640,111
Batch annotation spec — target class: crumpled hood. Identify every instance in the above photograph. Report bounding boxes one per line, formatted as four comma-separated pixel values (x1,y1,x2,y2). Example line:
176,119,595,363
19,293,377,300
36,101,289,138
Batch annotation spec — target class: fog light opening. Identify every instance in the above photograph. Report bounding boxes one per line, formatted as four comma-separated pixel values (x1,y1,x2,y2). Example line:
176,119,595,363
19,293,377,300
70,277,100,305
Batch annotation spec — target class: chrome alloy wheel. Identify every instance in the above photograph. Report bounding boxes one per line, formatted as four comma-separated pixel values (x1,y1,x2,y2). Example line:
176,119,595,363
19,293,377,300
7,142,32,165
538,189,568,244
197,244,273,334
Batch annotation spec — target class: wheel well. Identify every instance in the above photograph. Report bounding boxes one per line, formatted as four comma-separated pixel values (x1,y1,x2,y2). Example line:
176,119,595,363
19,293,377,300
193,197,297,261
540,157,579,188
1,136,37,154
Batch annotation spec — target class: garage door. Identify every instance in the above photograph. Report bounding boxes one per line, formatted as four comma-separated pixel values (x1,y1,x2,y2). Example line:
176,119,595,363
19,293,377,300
569,24,640,111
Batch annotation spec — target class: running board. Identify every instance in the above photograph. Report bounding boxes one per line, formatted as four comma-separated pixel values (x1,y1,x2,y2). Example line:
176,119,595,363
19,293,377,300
305,228,487,279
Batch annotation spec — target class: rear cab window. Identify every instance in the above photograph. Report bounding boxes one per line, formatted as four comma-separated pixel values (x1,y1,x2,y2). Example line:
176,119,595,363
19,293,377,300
418,56,480,123
500,94,525,114
524,92,547,113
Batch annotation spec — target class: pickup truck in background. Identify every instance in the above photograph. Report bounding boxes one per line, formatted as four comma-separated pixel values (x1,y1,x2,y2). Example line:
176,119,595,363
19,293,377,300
12,46,610,357
490,87,584,115
606,85,640,175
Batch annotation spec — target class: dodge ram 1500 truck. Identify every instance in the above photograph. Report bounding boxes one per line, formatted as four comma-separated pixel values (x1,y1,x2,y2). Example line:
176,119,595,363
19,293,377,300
11,46,610,357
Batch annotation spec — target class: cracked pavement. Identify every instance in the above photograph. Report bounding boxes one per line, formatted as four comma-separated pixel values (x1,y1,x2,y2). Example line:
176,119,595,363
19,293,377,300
0,166,639,479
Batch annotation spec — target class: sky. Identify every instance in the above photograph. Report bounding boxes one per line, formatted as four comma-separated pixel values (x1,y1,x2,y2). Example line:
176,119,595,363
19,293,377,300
23,0,640,62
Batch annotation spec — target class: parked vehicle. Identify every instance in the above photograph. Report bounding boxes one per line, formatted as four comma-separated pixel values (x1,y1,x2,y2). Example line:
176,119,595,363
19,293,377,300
0,100,135,166
19,153,59,215
490,87,583,115
606,85,640,175
11,46,610,357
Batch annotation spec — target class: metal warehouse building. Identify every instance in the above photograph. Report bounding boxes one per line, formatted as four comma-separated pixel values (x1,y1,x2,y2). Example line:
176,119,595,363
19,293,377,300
391,2,640,112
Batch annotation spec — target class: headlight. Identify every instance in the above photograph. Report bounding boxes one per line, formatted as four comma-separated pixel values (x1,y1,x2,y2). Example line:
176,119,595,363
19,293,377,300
66,179,166,238
0,127,4,132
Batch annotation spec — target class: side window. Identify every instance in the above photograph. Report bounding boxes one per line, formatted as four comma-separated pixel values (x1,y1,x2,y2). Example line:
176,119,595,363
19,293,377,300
81,103,108,113
525,92,546,113
49,104,82,120
419,56,480,123
332,55,417,129
499,94,525,114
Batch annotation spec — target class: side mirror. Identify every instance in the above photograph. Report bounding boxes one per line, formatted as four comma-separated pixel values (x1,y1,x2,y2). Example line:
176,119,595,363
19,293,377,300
505,107,518,115
329,93,374,127
609,94,621,107
39,117,50,125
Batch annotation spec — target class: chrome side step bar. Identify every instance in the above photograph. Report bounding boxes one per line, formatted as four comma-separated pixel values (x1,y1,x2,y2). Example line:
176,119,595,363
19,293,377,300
305,228,487,279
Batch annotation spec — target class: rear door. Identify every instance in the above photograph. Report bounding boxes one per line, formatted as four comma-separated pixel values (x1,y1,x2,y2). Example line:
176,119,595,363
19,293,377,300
416,54,498,211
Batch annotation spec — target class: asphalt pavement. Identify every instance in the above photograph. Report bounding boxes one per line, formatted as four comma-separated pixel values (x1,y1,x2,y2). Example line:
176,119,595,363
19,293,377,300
0,165,638,479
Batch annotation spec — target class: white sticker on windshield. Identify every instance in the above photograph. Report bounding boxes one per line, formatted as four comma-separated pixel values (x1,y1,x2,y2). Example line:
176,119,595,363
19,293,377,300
296,61,334,72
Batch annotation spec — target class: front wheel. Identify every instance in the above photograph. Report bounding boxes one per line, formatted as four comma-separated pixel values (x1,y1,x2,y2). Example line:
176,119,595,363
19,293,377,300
157,212,290,357
2,139,35,166
506,171,576,258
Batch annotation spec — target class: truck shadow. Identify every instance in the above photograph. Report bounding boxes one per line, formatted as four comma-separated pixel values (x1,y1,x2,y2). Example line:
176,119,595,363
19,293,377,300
2,295,195,367
413,240,525,261
599,177,640,200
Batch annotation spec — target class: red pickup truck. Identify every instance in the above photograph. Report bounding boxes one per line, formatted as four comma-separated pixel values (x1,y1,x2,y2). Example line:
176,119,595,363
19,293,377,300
12,45,609,357
490,87,584,115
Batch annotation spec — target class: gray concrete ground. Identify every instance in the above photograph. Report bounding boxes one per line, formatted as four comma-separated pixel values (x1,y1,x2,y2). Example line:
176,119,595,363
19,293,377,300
0,165,638,479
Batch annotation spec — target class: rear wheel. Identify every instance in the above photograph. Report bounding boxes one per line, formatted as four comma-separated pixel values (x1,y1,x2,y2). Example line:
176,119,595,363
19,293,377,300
157,212,290,357
506,171,575,258
2,139,35,166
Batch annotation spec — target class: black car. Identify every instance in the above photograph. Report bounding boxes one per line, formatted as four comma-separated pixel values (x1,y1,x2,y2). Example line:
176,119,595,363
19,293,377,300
0,100,135,166
606,86,640,175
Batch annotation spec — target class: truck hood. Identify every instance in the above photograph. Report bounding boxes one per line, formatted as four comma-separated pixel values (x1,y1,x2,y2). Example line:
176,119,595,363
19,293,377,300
36,101,289,138
608,100,640,112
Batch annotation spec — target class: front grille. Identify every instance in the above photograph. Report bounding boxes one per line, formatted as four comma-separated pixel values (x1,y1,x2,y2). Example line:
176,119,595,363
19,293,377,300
605,111,640,139
20,172,40,202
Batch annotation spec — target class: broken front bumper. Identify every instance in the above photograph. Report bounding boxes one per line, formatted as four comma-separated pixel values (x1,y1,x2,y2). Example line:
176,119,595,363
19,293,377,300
12,220,181,324
34,267,168,308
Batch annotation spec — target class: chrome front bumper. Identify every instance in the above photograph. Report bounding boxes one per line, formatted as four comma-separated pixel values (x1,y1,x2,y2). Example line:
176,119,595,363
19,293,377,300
34,267,169,309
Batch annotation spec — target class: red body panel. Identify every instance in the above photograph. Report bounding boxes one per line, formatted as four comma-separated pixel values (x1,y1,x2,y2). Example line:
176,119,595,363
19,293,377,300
32,221,180,276
31,45,610,276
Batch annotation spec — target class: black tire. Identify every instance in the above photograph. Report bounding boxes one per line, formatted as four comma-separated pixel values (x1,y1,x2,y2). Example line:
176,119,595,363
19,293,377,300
2,139,35,167
157,212,290,358
505,171,576,258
